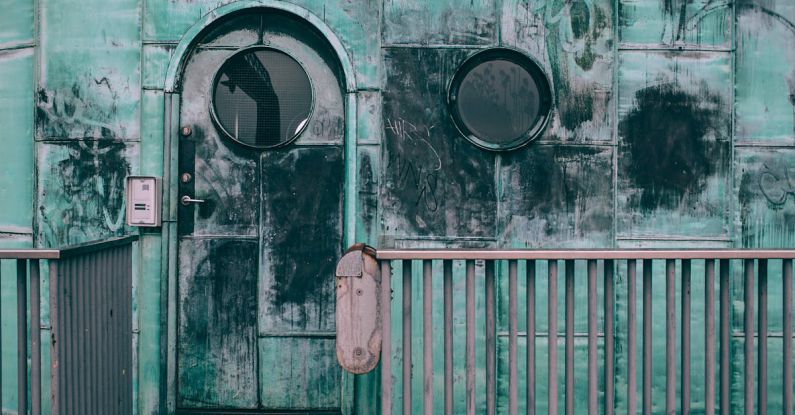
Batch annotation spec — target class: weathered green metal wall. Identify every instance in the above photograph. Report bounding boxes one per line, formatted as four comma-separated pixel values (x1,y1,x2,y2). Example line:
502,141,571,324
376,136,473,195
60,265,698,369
0,0,794,413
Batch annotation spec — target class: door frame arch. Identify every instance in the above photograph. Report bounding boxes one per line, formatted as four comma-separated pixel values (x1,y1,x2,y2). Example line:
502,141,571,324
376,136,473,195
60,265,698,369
160,2,358,412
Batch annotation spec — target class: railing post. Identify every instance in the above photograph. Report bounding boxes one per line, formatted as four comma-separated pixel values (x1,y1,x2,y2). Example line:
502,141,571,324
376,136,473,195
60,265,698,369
604,259,614,415
402,260,412,415
720,259,730,415
784,259,793,415
381,261,392,415
627,259,637,415
744,259,755,414
31,259,41,415
548,260,558,415
485,260,496,415
705,259,716,415
465,260,476,415
17,260,28,415
643,259,652,415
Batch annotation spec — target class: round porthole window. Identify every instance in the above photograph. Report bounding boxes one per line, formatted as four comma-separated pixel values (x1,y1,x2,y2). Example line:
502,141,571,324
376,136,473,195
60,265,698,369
211,47,313,149
448,48,552,151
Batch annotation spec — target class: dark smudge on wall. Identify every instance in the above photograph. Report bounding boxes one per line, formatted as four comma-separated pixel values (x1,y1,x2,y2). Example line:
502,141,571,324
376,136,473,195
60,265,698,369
260,146,343,330
619,82,725,211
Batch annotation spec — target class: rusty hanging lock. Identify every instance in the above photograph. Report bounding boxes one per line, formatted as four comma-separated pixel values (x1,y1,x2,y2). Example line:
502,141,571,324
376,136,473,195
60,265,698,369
335,243,381,374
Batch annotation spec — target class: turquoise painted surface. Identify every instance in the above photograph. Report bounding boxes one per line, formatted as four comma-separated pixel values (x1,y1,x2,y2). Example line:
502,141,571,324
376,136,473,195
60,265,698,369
0,49,35,235
616,50,732,239
0,0,791,414
36,141,139,247
618,0,732,47
383,0,497,45
0,0,33,48
143,0,381,88
37,0,141,140
501,0,615,143
735,2,795,142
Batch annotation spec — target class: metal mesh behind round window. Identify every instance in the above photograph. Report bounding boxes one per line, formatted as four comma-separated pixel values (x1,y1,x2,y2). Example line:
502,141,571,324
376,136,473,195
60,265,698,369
449,49,552,151
212,47,313,148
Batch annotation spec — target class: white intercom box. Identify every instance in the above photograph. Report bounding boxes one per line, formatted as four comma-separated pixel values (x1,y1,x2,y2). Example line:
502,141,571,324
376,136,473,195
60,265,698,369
125,176,162,227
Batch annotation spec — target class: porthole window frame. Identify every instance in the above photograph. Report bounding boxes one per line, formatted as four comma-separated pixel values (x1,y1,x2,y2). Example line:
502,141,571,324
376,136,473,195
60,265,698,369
209,44,316,150
447,47,553,152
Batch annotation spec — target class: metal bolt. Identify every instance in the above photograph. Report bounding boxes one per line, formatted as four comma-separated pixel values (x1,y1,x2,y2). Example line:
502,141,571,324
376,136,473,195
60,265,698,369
181,126,192,136
354,347,364,357
356,288,364,296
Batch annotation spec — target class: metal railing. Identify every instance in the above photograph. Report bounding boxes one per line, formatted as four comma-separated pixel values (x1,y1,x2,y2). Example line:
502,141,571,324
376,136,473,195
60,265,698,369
377,249,795,415
0,235,136,415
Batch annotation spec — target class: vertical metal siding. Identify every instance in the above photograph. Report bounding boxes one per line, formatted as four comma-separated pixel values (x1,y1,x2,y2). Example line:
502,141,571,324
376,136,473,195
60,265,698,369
50,244,133,415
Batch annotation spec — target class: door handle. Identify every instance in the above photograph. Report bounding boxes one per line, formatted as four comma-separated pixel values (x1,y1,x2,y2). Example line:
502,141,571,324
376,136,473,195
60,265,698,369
181,195,205,206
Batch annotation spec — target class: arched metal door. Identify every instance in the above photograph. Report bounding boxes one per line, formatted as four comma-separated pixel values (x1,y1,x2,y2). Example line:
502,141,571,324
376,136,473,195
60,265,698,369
175,9,346,413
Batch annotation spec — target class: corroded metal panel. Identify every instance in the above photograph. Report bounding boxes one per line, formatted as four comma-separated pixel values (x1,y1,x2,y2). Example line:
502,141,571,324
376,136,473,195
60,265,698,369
258,146,344,333
502,0,614,143
738,148,795,248
36,141,138,247
618,0,732,47
258,337,341,409
735,2,795,142
497,145,614,248
383,0,497,46
617,51,732,239
0,0,33,48
37,0,141,140
0,49,35,235
381,48,498,240
176,238,258,408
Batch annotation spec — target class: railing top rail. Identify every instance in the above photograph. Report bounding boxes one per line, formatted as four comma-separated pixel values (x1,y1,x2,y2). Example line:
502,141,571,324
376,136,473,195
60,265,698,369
376,249,795,260
0,249,61,260
0,235,139,260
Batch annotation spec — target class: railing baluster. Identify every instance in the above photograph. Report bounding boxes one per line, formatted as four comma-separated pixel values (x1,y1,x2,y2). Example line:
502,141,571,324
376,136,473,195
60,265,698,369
31,259,41,415
508,260,518,415
466,260,476,415
381,261,392,415
643,259,652,415
403,260,412,415
17,259,28,415
423,260,433,415
758,259,767,415
604,259,615,415
587,259,597,414
784,258,793,415
682,259,691,415
527,260,536,415
705,259,716,415
485,260,496,415
720,259,730,415
565,260,574,415
744,259,755,414
627,259,637,415
666,259,676,414
548,260,558,415
443,260,453,415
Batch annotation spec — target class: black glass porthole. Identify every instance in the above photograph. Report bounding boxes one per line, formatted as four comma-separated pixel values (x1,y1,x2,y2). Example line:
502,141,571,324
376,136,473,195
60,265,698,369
448,48,552,151
211,46,313,149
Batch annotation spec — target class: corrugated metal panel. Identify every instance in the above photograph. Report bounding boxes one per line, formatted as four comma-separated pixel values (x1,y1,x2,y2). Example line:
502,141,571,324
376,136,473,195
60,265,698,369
50,244,132,415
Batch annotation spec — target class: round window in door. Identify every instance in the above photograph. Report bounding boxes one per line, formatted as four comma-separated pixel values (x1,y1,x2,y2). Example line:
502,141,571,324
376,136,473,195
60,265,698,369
211,46,314,149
